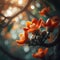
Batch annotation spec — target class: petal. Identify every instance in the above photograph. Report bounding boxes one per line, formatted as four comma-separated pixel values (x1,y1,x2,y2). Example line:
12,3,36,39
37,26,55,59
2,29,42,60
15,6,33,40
26,21,32,28
32,48,48,58
36,18,42,28
44,48,48,55
23,28,29,31
24,30,28,40
46,18,58,28
30,23,36,28
32,18,38,24
19,33,23,37
39,7,50,16
28,27,37,33
38,48,43,52
16,41,24,47
46,18,51,26
32,52,44,58
16,39,26,44
32,53,39,58
53,22,58,28
41,19,47,27
17,31,28,44
39,11,45,16
39,8,46,16
19,33,24,40
51,20,58,28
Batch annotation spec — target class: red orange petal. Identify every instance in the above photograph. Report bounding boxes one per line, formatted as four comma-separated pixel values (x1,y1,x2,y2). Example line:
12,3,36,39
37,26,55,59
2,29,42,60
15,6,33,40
32,53,39,58
46,19,51,26
32,18,38,24
23,28,29,31
24,30,28,40
27,27,37,33
32,52,45,58
32,48,48,58
39,7,50,16
36,18,42,28
26,21,32,28
38,48,43,52
19,33,23,37
44,48,48,55
39,11,45,16
16,39,26,44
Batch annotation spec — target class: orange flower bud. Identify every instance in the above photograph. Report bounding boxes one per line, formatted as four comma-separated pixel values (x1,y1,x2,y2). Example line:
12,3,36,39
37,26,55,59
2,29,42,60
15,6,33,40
32,48,48,58
39,7,50,16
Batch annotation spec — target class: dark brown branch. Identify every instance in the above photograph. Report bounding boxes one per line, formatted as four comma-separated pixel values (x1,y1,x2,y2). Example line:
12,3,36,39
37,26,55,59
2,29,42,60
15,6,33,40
1,0,33,28
11,0,32,19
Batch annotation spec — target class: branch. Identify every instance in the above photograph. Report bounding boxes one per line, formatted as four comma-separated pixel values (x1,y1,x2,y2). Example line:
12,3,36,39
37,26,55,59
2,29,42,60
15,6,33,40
11,0,32,19
0,0,33,28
